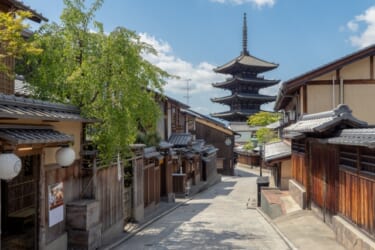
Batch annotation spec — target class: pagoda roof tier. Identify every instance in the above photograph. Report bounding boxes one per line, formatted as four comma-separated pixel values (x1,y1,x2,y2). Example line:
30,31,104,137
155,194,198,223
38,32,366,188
213,76,280,89
211,109,259,122
214,54,278,75
211,93,276,104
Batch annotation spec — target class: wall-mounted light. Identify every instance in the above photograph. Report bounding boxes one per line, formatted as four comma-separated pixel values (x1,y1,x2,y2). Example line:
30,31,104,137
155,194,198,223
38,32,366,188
55,146,76,167
18,147,33,152
0,153,22,180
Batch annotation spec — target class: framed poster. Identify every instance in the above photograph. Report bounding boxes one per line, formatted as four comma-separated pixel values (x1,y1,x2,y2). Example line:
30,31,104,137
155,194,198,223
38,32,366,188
48,182,64,227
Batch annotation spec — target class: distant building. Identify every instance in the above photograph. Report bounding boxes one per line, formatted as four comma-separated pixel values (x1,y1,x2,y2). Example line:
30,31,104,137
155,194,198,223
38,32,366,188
211,13,279,122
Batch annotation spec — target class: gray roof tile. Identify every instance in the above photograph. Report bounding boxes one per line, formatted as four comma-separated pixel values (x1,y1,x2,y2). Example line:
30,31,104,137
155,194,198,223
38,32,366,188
284,104,367,135
328,128,375,148
264,141,291,162
168,133,192,147
0,125,73,145
0,93,92,122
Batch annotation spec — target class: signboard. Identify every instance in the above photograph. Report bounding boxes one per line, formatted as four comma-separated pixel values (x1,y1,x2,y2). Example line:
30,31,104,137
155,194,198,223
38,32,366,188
48,182,64,227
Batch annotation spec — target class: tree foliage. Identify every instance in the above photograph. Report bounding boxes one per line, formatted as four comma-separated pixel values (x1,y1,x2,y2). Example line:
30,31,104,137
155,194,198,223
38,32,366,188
247,111,281,127
255,127,278,144
18,0,170,162
0,10,42,76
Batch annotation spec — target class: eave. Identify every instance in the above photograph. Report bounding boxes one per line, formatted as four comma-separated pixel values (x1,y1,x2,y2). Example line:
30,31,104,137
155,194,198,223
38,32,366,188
214,54,278,75
211,93,276,104
213,76,280,89
2,0,48,22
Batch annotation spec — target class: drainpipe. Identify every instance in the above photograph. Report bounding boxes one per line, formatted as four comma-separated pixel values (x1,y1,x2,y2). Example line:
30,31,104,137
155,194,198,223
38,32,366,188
340,78,344,104
332,75,335,108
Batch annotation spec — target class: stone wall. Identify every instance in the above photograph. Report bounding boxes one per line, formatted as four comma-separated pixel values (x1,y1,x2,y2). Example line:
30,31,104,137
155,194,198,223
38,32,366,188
288,179,306,209
333,216,375,250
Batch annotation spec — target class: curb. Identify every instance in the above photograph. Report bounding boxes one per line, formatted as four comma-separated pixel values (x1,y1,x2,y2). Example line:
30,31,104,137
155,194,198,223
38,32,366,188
256,207,298,250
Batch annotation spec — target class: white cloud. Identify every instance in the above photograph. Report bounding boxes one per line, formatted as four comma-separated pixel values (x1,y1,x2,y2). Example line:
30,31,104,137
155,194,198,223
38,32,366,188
347,6,375,48
139,33,226,94
210,0,275,8
347,21,358,32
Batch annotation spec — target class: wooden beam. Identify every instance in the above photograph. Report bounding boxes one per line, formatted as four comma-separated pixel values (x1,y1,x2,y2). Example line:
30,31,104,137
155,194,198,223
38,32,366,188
336,69,341,82
302,85,307,114
308,79,375,85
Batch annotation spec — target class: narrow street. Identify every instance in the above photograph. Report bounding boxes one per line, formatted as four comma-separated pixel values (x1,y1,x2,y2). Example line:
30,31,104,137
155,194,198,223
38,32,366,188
113,167,290,250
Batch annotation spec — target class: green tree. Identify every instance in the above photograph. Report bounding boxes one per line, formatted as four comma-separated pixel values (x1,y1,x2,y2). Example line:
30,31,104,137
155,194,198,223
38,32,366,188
247,111,280,127
0,10,42,76
247,111,281,145
255,127,278,144
19,0,170,162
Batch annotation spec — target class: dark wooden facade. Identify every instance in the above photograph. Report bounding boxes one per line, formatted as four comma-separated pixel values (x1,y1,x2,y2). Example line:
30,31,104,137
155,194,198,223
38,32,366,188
290,139,375,238
195,120,234,175
337,146,375,236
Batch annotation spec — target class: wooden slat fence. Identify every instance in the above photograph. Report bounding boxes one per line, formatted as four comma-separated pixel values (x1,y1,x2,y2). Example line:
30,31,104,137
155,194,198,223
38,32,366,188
339,168,375,236
291,153,307,187
96,165,123,232
143,161,161,207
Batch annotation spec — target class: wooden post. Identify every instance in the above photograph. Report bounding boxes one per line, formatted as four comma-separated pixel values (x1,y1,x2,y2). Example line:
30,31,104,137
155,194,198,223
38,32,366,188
39,152,46,249
93,155,97,199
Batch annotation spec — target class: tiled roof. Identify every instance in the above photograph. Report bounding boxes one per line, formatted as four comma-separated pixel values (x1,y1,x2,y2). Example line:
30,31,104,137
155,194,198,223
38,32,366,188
213,76,279,89
3,0,48,22
0,93,92,122
215,54,278,74
266,120,281,130
0,125,73,145
211,93,276,103
143,146,162,160
284,104,367,135
327,128,375,148
264,141,291,162
168,133,192,147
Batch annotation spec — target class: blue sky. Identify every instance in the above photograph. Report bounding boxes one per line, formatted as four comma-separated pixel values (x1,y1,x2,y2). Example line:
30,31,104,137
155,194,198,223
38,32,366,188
25,0,375,117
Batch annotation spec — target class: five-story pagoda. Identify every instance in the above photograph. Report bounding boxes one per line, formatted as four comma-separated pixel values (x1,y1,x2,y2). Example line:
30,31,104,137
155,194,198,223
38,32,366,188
211,13,279,122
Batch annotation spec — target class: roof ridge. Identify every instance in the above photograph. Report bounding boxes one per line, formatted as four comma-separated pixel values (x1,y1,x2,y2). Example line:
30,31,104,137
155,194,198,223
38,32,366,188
0,93,80,113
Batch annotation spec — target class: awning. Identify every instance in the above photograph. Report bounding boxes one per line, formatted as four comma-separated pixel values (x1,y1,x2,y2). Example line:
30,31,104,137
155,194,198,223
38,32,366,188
0,125,74,145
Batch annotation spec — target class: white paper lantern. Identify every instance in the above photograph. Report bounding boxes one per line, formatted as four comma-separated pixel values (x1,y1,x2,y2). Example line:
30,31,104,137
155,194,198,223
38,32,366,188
55,147,76,167
0,153,22,180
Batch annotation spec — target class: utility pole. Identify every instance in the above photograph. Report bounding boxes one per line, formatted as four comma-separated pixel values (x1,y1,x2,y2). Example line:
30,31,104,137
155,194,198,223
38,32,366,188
183,78,192,105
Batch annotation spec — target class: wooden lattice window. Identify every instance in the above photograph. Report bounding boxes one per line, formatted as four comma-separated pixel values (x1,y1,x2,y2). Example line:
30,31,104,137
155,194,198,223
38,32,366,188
292,140,305,154
360,148,375,174
339,146,357,170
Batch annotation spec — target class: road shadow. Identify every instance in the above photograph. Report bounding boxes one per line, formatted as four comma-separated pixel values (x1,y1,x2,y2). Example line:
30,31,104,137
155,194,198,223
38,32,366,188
140,219,266,249
234,167,259,177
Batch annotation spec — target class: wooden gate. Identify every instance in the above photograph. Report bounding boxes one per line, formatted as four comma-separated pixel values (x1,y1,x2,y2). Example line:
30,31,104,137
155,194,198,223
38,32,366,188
310,143,338,216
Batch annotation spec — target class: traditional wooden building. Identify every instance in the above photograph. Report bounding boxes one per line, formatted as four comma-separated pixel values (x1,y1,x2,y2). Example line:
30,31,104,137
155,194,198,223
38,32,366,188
0,0,47,95
181,109,236,175
0,2,126,249
263,141,291,190
0,94,97,249
156,94,189,141
211,13,279,122
284,105,375,249
275,44,375,125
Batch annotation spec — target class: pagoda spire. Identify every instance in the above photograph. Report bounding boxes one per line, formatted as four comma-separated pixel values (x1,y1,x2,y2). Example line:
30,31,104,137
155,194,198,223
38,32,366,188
242,13,249,56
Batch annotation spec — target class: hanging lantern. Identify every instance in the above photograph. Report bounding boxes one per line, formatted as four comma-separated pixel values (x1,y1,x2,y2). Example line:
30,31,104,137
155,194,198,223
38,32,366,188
0,153,22,180
55,147,76,167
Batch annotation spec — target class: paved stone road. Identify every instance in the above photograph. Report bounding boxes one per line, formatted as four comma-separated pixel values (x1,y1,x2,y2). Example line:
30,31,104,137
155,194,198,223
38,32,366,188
114,170,290,250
